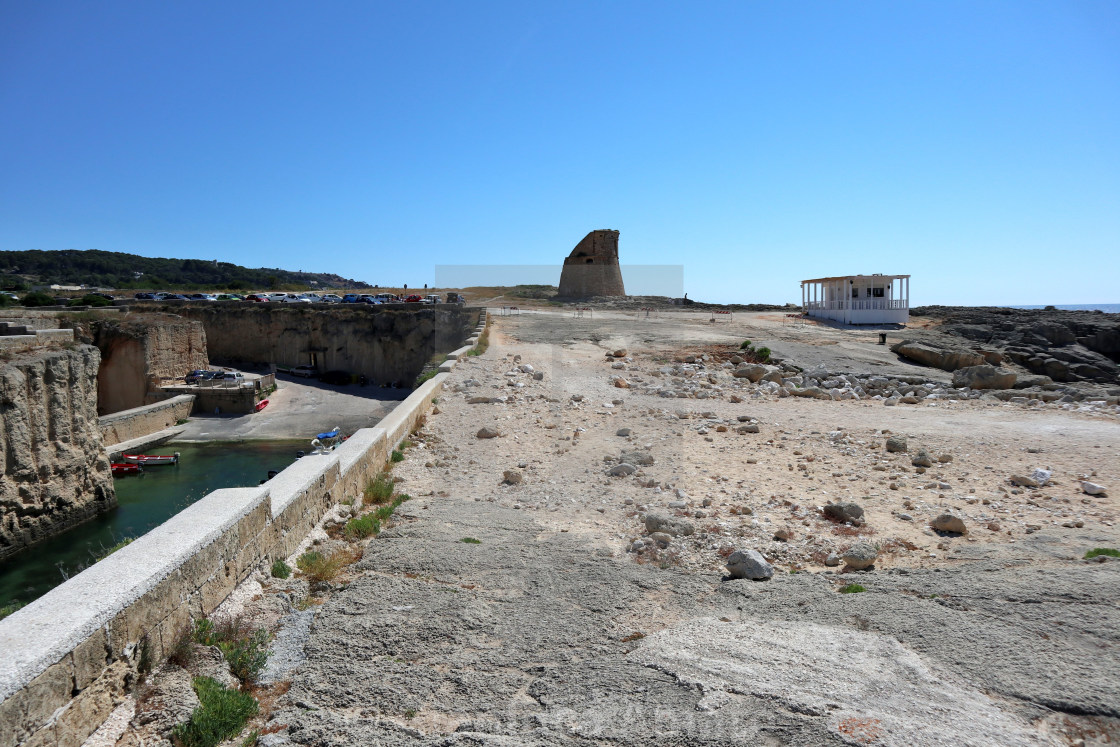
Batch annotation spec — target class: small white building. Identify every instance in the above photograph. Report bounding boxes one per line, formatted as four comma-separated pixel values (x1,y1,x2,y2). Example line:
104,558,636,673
801,274,910,325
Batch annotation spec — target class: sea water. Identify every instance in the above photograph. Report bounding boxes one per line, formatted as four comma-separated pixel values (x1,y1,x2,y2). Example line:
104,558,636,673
0,440,304,612
1010,304,1120,313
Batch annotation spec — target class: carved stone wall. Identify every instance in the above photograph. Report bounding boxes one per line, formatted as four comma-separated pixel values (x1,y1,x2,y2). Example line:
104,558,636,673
0,346,116,561
557,230,626,298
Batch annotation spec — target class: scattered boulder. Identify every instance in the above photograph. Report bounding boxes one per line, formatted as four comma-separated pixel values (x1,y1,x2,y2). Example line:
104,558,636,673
650,532,672,548
476,427,500,439
613,378,631,388
612,349,628,358
911,449,934,468
1081,481,1108,496
842,543,878,570
824,553,841,567
890,340,986,371
732,364,769,382
1030,468,1052,487
502,470,523,485
952,365,1017,390
620,451,655,466
616,428,632,437
823,502,864,525
737,424,760,434
608,463,637,477
931,513,967,534
885,436,908,453
726,549,774,580
1009,474,1039,488
645,513,695,537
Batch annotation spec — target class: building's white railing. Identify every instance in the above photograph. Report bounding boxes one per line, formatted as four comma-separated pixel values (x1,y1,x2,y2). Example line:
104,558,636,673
805,300,908,311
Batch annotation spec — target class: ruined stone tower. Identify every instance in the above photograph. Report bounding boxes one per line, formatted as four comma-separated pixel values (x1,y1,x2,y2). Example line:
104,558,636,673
556,229,626,298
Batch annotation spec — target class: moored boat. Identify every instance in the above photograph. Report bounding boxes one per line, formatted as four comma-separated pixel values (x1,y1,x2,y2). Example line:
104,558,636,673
121,452,180,466
111,462,143,476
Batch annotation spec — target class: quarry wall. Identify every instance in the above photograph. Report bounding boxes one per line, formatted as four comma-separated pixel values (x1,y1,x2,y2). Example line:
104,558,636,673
0,316,486,747
0,346,116,563
164,303,482,385
86,317,208,415
98,395,195,447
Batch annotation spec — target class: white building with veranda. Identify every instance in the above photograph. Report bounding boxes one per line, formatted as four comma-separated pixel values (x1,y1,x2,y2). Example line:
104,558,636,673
801,274,910,325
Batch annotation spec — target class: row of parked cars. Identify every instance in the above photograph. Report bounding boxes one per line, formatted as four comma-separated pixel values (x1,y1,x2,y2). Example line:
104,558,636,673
184,370,245,384
136,292,461,304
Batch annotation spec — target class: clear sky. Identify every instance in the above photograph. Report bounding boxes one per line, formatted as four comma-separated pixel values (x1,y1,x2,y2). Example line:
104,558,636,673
1,1,1117,305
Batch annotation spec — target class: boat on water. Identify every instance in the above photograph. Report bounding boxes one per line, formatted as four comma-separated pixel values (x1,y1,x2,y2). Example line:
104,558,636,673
111,463,143,476
121,452,180,466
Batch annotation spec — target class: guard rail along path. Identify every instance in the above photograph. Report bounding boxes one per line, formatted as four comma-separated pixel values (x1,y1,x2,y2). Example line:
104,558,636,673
0,316,488,747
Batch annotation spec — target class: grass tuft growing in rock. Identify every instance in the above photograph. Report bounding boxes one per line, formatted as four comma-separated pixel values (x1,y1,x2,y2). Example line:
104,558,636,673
391,449,404,462
344,513,380,540
270,559,291,579
0,600,25,620
460,537,481,544
297,549,356,583
1085,548,1120,559
364,473,395,505
171,676,259,747
839,583,867,594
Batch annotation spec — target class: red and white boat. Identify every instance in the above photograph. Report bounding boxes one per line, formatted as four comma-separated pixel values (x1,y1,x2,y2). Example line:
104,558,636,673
121,452,180,466
111,463,143,476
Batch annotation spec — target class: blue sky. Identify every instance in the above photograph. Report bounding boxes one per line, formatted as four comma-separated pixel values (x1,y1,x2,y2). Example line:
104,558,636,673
1,1,1117,305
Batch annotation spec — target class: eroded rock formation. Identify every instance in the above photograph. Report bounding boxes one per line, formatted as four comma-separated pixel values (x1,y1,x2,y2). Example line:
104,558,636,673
0,346,115,561
557,230,626,298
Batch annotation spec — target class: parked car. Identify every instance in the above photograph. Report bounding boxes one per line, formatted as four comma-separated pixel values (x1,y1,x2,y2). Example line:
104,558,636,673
300,293,322,302
245,293,270,302
187,293,218,301
163,294,189,301
342,294,360,303
185,370,219,384
216,293,243,301
356,295,381,304
320,294,343,303
445,292,465,305
213,371,244,381
290,365,317,378
424,294,442,304
266,292,289,301
375,293,399,303
134,292,155,300
279,294,311,303
403,294,423,303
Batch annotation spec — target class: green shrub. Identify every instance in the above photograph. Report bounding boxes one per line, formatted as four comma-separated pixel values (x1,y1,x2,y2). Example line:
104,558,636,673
391,449,404,463
344,513,380,540
270,559,291,579
0,600,25,620
192,618,217,645
219,628,270,684
839,583,866,594
414,368,439,386
171,677,259,747
754,346,771,362
739,340,753,350
364,473,395,505
460,537,481,544
21,291,57,307
1085,548,1120,559
68,294,112,307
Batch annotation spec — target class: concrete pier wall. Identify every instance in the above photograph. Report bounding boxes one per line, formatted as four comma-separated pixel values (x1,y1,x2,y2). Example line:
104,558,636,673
0,317,486,747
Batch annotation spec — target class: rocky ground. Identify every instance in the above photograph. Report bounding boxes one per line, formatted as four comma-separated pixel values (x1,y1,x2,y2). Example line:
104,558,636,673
89,308,1120,747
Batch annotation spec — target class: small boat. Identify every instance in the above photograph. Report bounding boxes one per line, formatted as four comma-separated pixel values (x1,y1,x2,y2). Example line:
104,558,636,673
111,463,143,476
254,398,270,412
316,428,341,440
121,452,180,466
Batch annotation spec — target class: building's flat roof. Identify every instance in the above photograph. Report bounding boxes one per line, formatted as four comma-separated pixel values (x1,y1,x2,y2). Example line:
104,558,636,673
800,274,910,284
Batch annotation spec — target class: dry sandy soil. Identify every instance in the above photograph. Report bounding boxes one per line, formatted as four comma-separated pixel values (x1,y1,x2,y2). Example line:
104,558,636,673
93,308,1120,747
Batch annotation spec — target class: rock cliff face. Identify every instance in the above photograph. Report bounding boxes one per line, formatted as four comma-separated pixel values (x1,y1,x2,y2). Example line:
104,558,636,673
80,316,209,414
0,346,116,561
557,230,626,298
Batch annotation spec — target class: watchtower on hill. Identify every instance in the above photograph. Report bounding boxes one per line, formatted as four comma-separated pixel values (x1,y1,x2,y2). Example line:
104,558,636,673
557,230,626,298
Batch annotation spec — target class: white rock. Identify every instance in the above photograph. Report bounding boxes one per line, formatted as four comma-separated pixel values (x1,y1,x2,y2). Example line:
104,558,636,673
726,549,774,580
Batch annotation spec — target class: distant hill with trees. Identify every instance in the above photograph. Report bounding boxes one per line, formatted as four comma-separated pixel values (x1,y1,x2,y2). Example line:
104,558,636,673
0,249,371,291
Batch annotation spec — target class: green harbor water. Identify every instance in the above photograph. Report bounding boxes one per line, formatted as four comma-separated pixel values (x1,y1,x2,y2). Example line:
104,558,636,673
0,440,305,613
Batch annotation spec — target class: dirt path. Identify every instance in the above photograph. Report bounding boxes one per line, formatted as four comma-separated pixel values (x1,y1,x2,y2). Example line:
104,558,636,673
265,313,1120,746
